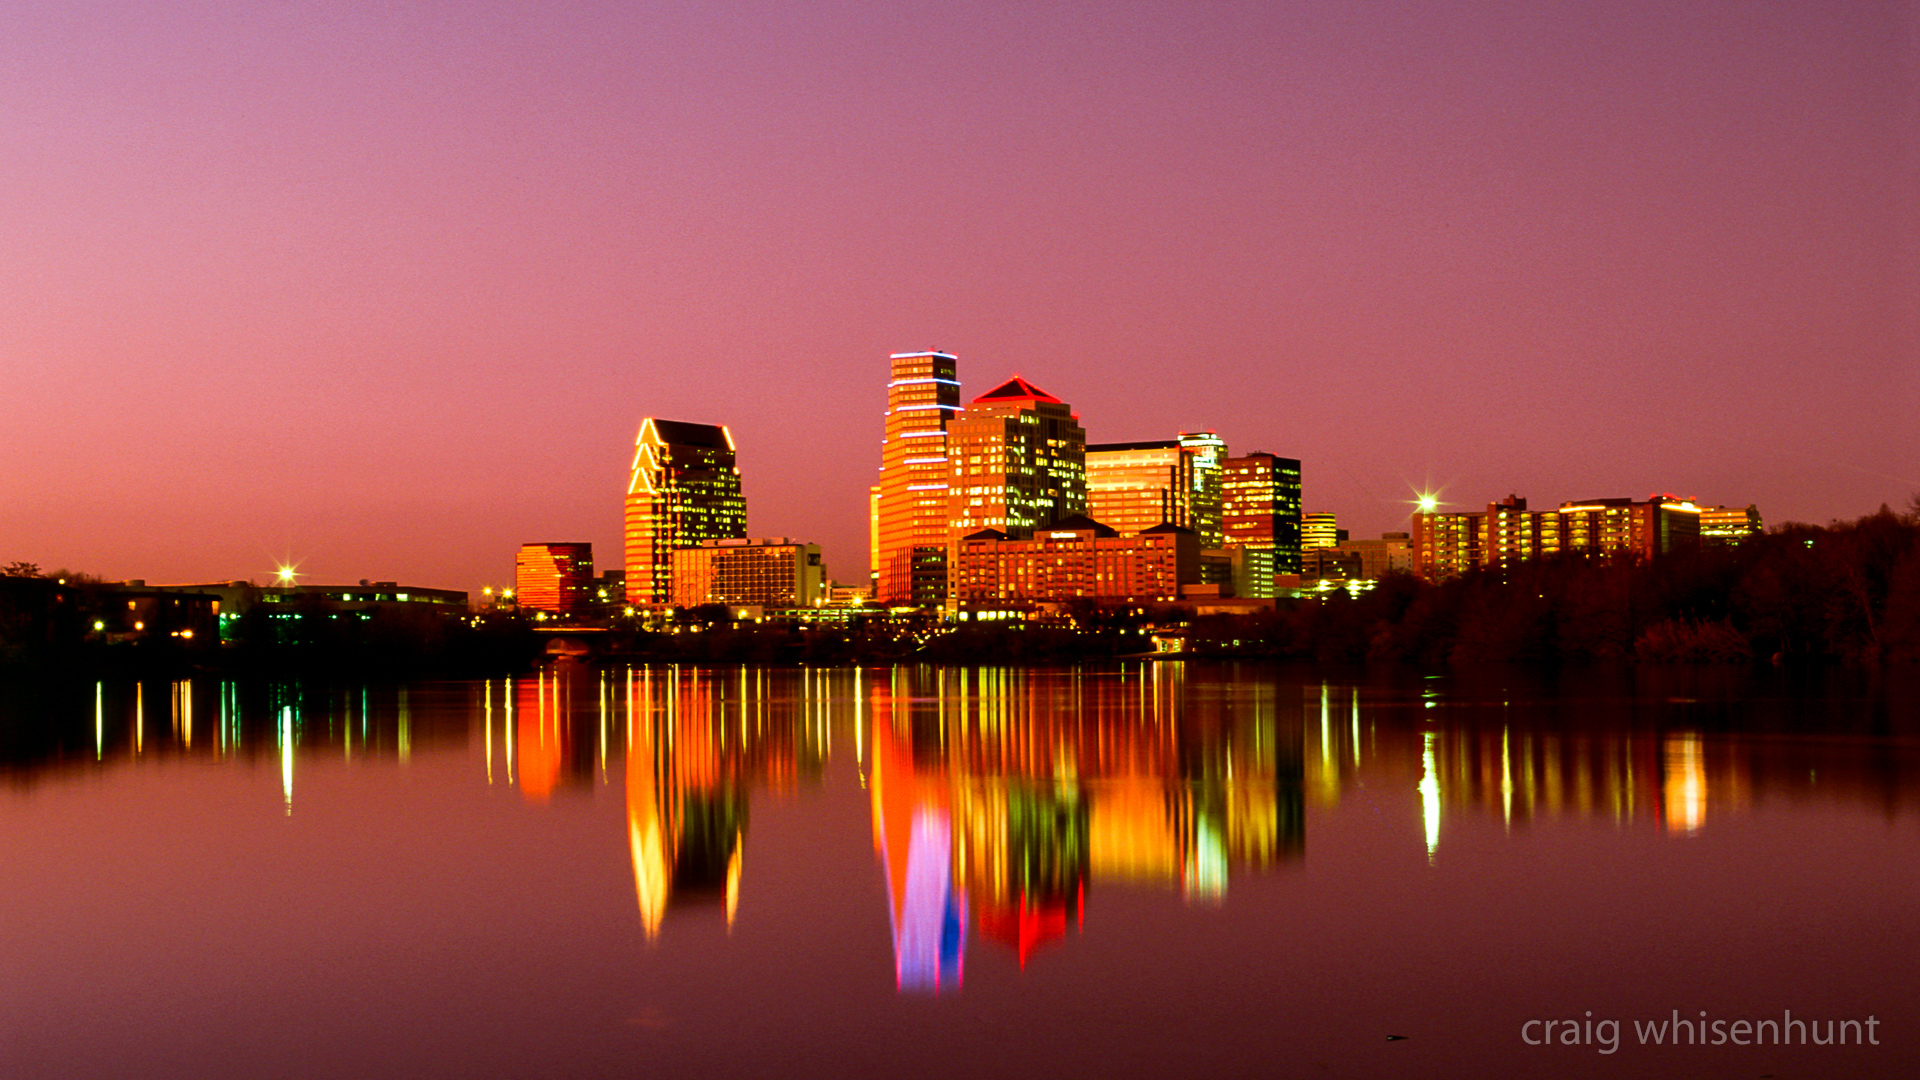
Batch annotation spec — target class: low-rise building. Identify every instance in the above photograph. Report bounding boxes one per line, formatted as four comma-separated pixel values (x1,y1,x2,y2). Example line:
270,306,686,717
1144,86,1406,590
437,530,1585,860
1412,495,1702,581
516,543,594,615
1698,504,1763,546
953,516,1199,611
670,537,826,609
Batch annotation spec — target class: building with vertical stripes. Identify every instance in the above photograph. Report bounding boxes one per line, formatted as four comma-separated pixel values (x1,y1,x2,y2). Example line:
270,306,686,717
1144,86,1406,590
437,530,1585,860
874,351,960,607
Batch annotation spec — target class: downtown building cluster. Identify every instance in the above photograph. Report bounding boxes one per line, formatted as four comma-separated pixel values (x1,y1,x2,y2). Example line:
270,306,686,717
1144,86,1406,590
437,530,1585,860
871,351,1303,615
511,351,1307,619
506,352,1764,619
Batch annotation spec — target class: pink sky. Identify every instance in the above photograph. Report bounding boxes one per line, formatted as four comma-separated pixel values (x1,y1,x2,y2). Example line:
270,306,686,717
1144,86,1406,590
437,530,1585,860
4,0,1915,593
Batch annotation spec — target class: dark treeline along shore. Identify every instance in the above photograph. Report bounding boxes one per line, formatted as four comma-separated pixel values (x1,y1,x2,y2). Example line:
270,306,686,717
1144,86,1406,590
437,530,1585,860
5,502,1919,678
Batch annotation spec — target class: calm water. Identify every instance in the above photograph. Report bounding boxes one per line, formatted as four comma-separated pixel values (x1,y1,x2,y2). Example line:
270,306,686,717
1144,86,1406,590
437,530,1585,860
3,663,1917,1079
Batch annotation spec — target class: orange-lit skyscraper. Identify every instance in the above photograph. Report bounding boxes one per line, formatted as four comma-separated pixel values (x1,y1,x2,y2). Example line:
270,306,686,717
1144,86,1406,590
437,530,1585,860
624,418,747,606
1222,453,1303,574
874,352,961,607
1085,439,1195,535
945,376,1086,543
514,542,594,615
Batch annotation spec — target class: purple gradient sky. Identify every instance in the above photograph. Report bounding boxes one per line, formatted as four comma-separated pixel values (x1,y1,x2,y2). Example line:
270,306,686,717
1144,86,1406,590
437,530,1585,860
4,0,1915,592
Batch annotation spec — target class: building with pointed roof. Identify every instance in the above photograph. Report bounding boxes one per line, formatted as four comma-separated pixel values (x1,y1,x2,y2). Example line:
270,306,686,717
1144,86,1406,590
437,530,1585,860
945,375,1087,550
624,417,747,606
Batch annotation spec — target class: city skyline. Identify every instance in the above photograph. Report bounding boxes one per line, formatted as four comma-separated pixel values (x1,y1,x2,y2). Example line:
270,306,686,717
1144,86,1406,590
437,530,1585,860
4,1,1913,594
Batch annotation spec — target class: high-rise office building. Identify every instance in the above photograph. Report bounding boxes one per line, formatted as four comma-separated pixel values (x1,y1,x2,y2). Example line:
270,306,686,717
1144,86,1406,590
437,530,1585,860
1222,453,1303,574
874,351,960,607
515,542,594,615
1177,431,1228,547
946,376,1086,543
624,418,747,606
1086,440,1194,535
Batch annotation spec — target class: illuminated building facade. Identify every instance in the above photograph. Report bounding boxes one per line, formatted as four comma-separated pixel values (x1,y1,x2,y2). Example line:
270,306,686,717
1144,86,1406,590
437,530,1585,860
952,517,1199,609
874,352,961,607
1699,504,1763,545
624,418,747,606
1221,453,1303,575
1086,440,1193,536
514,542,593,615
1412,494,1702,581
670,537,826,609
1177,431,1228,547
1301,512,1340,551
945,376,1086,545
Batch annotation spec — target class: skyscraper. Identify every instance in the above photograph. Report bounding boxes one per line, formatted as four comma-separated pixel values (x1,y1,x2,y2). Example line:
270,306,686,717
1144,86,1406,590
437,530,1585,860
1086,439,1195,535
946,376,1086,542
1177,431,1228,548
624,418,746,606
1222,453,1303,573
874,351,961,606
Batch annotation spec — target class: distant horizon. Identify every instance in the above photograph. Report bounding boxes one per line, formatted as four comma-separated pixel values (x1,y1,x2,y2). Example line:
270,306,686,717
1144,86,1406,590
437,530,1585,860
13,485,1910,599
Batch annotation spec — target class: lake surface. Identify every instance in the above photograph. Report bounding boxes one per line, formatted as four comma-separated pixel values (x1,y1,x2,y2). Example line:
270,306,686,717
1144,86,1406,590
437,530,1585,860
3,663,1917,1079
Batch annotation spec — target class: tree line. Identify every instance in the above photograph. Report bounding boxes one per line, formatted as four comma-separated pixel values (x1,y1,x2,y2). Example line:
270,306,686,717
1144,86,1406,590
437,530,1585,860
1188,500,1920,664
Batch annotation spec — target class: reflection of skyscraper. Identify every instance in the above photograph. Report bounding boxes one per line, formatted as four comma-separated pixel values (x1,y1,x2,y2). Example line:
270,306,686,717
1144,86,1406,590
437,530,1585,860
870,688,965,992
874,352,961,607
515,668,598,803
625,675,748,941
963,781,1087,967
862,666,1304,978
624,418,747,606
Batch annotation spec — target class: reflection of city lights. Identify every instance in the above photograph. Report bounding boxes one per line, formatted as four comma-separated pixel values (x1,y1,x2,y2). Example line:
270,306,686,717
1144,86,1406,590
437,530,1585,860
1664,735,1706,834
280,706,294,815
1420,732,1441,862
1183,816,1228,903
1500,727,1513,831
